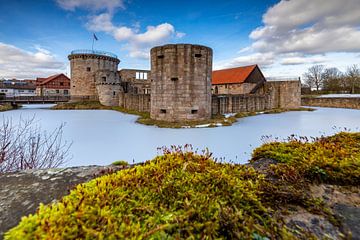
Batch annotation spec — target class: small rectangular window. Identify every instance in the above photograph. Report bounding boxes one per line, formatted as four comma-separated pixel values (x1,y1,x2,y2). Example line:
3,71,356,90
195,53,202,58
171,77,178,81
136,72,140,79
157,55,164,59
102,76,106,82
144,72,148,79
113,91,116,96
160,109,166,114
191,110,198,114
86,67,91,72
60,82,64,86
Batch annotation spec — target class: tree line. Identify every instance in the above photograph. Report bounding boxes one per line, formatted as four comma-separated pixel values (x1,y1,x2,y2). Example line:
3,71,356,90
302,64,360,94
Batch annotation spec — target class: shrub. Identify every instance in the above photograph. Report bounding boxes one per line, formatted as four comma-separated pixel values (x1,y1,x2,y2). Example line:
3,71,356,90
111,160,129,166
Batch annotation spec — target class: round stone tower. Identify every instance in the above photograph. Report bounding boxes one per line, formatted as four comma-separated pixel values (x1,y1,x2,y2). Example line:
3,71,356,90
68,50,120,101
150,44,213,121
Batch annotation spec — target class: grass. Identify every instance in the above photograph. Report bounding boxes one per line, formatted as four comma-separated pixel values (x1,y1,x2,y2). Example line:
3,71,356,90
6,132,360,239
51,101,315,128
0,104,16,112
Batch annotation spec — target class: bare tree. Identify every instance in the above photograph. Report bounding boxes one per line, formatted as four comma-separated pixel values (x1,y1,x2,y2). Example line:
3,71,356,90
0,116,71,173
303,65,325,91
346,64,360,94
322,67,343,92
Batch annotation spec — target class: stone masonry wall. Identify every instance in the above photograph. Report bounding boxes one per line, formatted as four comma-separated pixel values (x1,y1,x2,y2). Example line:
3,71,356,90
302,97,360,109
211,94,271,115
212,83,257,95
96,83,123,107
264,81,301,109
150,44,212,121
68,54,119,101
119,93,151,112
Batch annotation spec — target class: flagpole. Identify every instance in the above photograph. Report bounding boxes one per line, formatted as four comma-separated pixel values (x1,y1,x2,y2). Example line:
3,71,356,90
92,36,95,52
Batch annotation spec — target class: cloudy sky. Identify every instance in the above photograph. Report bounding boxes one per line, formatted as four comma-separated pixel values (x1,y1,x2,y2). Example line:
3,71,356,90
0,0,359,79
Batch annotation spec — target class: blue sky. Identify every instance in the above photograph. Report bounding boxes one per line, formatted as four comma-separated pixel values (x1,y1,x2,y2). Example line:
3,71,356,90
0,0,359,79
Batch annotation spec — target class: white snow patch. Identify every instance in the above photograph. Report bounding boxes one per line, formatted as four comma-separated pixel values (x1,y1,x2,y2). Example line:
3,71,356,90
317,94,360,98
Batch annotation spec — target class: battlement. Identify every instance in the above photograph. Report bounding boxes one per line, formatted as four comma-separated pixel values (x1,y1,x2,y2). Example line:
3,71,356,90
68,50,119,63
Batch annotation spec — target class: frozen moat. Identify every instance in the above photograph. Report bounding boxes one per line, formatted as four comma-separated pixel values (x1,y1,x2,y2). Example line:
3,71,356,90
2,105,360,166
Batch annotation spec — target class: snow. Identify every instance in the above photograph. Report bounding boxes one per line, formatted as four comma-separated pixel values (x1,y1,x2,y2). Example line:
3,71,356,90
317,94,360,98
2,106,360,166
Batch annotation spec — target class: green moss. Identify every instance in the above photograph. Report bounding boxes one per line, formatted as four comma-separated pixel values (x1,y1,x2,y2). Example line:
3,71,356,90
6,133,360,239
252,132,360,185
6,147,294,239
111,160,129,166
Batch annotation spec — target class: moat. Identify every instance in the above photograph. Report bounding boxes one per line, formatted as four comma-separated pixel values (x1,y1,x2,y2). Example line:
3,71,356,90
2,105,360,166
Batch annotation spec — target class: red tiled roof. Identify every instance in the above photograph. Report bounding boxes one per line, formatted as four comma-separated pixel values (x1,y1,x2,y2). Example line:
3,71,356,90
212,65,257,85
36,74,69,86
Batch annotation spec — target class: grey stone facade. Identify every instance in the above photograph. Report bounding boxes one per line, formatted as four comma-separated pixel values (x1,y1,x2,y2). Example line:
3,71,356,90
150,44,213,121
68,52,120,101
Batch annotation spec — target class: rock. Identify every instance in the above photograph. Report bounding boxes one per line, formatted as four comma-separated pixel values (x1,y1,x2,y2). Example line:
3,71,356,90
0,165,127,239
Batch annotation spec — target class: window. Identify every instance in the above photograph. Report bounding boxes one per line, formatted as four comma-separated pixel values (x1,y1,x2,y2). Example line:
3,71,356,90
171,77,178,81
86,67,91,72
195,53,202,58
160,109,166,114
60,82,64,86
102,76,106,82
157,55,164,59
64,90,69,95
56,90,60,94
191,110,198,114
136,72,148,80
113,91,116,96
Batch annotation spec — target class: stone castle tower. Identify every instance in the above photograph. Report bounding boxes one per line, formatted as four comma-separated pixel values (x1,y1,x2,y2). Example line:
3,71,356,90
150,44,213,121
68,50,120,102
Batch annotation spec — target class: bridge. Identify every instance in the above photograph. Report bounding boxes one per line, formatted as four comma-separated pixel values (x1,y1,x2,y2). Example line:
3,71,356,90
0,96,70,105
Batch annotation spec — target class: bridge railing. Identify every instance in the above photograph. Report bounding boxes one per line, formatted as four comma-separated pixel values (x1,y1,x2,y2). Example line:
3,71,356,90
2,96,71,102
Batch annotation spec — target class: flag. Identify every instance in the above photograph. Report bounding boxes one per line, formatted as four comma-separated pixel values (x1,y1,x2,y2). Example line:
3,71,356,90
93,33,98,41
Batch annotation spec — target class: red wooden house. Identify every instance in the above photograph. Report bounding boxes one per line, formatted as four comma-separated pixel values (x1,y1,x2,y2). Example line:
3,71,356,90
36,74,70,96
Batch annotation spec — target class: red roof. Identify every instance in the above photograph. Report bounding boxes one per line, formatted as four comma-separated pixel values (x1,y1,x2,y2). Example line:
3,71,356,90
36,74,69,86
212,65,257,85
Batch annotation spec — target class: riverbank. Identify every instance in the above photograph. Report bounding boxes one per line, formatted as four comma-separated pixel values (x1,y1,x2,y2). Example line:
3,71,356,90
302,95,360,110
0,104,15,112
52,101,314,128
3,132,360,239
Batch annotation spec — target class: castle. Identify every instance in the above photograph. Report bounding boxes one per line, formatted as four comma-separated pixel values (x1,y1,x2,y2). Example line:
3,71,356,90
68,44,301,122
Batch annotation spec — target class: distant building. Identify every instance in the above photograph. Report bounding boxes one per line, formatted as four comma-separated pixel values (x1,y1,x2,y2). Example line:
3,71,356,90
0,80,36,97
36,74,70,96
119,69,151,94
212,65,266,94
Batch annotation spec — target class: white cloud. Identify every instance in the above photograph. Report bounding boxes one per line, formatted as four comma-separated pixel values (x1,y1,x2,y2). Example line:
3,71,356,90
56,0,124,12
214,53,275,70
280,55,327,65
250,0,360,55
0,42,65,79
87,13,184,59
219,0,360,73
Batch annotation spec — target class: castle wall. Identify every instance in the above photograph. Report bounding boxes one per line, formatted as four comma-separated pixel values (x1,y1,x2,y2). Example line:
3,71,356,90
264,81,301,109
68,54,120,101
211,94,270,115
301,97,360,109
96,83,122,107
212,83,257,95
119,69,151,94
119,93,150,112
150,44,213,121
